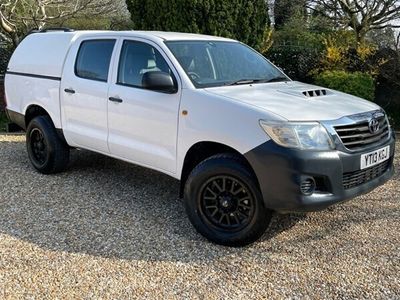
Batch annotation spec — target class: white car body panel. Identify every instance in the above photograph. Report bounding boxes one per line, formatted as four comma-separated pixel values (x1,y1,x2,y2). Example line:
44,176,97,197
205,81,380,122
107,37,182,174
60,35,119,153
176,88,280,177
5,74,63,128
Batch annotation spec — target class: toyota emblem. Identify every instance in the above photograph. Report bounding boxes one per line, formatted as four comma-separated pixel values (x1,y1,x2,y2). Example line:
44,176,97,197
368,118,380,134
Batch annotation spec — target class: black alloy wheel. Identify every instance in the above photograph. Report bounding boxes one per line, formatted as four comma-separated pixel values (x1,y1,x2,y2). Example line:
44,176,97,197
199,175,255,232
184,153,272,247
26,116,70,174
29,128,48,167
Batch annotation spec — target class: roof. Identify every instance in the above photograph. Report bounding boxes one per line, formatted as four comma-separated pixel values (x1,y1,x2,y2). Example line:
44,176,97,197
37,30,237,43
124,31,236,42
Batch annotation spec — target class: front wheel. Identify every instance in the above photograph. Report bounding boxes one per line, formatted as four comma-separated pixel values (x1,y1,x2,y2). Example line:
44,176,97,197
184,154,272,247
26,116,70,174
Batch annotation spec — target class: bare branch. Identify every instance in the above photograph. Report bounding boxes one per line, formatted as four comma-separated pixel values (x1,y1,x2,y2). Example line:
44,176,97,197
308,0,400,41
0,0,127,46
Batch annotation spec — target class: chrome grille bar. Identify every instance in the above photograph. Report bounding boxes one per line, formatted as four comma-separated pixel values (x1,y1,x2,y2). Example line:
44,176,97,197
334,114,389,150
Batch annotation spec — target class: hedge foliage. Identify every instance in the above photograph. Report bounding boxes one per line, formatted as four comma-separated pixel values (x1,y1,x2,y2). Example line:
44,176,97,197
314,71,375,101
125,0,270,49
268,44,322,83
0,45,12,76
274,0,306,29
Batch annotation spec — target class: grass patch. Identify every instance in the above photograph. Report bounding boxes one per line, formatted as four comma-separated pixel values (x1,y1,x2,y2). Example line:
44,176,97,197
0,111,8,132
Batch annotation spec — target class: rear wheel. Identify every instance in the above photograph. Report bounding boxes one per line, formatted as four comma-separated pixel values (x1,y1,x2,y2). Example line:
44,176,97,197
26,116,70,174
184,153,272,247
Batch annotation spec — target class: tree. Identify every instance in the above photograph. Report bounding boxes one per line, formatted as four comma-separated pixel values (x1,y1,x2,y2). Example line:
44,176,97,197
308,0,400,43
0,0,126,47
125,0,270,49
368,27,398,49
274,0,307,29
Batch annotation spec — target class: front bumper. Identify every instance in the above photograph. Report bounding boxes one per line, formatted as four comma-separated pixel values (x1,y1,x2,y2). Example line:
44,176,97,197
245,131,396,213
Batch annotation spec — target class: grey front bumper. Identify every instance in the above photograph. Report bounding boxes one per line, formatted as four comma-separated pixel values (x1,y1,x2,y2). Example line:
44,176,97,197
245,132,396,213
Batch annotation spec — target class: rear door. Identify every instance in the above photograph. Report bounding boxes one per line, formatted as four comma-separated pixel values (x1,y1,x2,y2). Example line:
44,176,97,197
61,37,117,153
107,38,182,174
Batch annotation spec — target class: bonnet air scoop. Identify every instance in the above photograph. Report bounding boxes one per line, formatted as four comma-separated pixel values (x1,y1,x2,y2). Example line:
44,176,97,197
302,89,328,98
278,87,332,99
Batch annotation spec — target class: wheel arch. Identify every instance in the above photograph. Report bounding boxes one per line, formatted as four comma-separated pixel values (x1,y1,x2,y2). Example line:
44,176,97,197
24,104,66,143
25,104,54,128
179,141,260,198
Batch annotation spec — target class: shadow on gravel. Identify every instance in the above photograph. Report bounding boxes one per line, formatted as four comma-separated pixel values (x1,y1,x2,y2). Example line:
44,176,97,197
2,139,397,263
0,142,306,263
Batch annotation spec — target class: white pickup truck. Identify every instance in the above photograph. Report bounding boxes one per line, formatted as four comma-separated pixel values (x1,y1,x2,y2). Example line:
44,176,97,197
5,29,395,246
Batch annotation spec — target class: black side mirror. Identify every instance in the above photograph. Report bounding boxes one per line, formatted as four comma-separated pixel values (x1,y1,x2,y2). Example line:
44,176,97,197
142,71,177,94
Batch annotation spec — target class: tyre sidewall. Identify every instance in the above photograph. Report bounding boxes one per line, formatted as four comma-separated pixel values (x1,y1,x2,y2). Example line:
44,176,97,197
26,116,60,173
184,156,271,246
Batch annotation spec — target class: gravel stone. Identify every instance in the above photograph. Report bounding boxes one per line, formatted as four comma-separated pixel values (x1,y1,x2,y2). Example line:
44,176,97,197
0,134,399,299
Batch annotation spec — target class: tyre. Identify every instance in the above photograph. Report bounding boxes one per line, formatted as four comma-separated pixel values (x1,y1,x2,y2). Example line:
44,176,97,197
26,116,70,174
184,153,272,247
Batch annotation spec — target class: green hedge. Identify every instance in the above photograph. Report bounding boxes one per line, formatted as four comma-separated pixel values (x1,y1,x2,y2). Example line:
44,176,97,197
0,44,12,76
267,45,322,83
0,111,7,132
386,104,400,130
125,0,270,49
314,71,375,101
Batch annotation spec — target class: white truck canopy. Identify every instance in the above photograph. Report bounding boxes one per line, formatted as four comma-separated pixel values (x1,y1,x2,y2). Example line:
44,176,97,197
8,32,77,78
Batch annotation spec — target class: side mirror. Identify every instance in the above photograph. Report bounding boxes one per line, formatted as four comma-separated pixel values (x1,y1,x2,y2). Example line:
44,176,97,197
142,71,177,94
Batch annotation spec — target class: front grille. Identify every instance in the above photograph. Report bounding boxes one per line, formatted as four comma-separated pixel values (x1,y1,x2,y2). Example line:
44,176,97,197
343,160,390,190
334,115,389,150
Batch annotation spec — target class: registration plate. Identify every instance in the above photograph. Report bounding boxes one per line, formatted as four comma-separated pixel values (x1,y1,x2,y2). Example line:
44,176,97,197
360,146,390,170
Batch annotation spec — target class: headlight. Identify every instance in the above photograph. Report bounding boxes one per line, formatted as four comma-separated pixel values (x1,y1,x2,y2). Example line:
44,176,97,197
260,120,335,150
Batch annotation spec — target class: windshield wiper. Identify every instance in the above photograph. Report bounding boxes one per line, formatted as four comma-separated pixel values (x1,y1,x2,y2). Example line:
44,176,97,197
264,76,289,83
224,79,261,86
225,76,289,86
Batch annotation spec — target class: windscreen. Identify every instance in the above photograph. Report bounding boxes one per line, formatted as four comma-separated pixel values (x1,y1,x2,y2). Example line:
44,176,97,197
166,41,288,88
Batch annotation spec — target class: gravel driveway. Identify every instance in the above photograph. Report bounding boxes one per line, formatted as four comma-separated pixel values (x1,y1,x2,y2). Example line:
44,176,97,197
0,134,399,299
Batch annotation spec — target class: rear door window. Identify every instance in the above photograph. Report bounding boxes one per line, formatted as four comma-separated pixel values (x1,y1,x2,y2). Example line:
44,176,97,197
75,40,116,82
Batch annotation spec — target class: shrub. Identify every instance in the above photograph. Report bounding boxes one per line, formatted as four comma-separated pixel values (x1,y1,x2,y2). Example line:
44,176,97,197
0,111,7,132
0,43,12,76
385,103,400,130
274,0,307,29
0,77,4,112
314,71,375,101
313,31,381,76
267,45,322,83
125,0,270,49
265,12,325,82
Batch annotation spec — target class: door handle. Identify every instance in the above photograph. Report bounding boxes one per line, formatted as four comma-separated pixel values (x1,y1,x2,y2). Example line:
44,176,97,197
109,97,123,103
64,88,76,94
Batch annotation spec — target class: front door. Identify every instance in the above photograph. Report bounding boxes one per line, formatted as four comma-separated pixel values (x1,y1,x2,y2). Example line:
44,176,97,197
107,39,181,174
